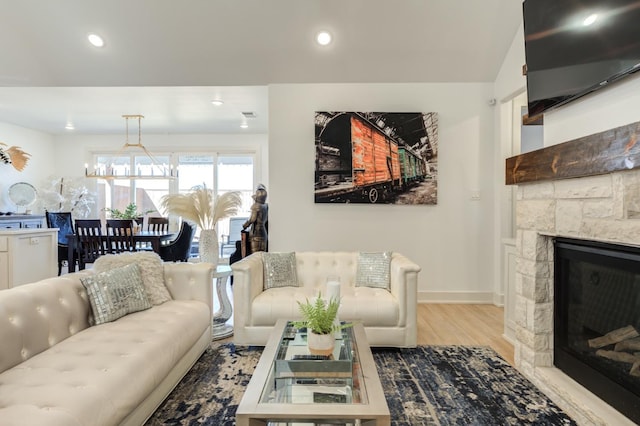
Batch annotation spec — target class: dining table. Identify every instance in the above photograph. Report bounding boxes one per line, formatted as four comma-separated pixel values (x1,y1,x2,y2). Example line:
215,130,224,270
66,230,177,272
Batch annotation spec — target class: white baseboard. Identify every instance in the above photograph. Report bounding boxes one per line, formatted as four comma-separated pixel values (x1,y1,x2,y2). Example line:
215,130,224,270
418,291,495,304
493,293,504,306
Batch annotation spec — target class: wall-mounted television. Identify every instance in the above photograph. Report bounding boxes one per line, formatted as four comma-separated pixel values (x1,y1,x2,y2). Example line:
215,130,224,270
523,0,640,116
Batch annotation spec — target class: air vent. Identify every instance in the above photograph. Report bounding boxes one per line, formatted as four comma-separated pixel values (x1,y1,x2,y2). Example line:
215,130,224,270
241,111,257,119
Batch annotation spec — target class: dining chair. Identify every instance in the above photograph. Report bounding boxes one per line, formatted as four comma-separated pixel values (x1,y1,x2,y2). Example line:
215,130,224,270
106,219,137,253
139,217,171,250
158,221,196,262
147,217,169,233
45,211,76,275
75,219,109,270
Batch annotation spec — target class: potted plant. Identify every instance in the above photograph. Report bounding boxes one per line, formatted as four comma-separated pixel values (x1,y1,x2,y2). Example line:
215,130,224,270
293,293,352,356
103,203,154,220
103,203,155,233
160,185,242,266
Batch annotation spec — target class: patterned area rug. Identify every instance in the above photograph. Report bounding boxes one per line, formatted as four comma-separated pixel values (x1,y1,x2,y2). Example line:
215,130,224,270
146,344,576,426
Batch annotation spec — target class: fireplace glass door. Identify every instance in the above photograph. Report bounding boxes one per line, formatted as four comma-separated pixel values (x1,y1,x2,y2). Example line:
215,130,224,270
554,237,640,423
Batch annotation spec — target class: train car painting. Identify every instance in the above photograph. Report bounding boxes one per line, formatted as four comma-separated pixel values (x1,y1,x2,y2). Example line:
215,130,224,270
315,112,438,204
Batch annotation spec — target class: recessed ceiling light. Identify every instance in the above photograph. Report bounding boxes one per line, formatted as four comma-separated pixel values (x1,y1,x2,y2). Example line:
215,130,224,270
211,99,224,106
583,13,598,26
65,123,75,130
316,31,332,46
87,33,105,48
240,123,249,129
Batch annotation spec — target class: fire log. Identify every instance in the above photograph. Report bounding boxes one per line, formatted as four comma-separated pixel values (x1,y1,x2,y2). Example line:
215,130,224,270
595,349,640,364
588,325,639,349
615,337,640,352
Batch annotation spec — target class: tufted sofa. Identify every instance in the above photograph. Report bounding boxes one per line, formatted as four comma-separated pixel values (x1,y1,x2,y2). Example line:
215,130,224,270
232,251,421,347
0,262,214,426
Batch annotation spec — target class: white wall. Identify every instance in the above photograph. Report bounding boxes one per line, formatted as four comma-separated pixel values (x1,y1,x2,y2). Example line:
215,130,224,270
0,122,56,212
268,83,497,301
494,23,526,104
492,21,526,305
544,72,640,146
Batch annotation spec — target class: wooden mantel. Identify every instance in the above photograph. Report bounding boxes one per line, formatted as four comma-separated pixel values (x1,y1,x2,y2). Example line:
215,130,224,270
506,120,640,185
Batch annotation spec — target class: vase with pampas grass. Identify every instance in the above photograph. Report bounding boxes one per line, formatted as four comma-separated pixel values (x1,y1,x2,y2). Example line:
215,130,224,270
160,185,242,266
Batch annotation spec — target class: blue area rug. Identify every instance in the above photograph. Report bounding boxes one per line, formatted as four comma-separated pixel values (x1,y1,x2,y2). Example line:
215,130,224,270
146,344,575,425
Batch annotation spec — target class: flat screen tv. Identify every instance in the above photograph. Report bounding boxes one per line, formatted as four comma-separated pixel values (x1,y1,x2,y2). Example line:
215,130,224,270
523,0,640,116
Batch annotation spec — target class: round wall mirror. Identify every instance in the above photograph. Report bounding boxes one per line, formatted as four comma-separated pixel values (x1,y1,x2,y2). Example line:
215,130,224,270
8,182,37,211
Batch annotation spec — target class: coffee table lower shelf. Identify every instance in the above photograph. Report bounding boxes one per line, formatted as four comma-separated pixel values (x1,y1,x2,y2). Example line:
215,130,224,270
236,319,390,426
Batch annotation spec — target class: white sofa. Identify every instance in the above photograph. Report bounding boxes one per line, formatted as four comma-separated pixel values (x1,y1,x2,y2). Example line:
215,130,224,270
0,262,214,426
232,251,421,347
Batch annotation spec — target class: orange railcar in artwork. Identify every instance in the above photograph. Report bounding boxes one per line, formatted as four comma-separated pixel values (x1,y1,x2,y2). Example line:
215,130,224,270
315,113,404,203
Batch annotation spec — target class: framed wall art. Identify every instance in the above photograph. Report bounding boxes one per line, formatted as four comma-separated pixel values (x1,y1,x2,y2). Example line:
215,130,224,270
315,112,438,204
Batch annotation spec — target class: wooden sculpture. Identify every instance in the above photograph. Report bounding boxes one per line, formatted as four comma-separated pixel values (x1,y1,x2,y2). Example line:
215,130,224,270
0,142,31,171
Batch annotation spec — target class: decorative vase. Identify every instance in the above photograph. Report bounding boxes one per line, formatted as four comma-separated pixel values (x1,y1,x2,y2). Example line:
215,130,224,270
307,330,335,356
199,228,219,267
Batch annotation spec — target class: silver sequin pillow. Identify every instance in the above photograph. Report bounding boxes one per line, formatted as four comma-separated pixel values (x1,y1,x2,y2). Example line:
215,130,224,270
94,252,171,305
263,252,299,289
356,251,391,290
81,263,152,325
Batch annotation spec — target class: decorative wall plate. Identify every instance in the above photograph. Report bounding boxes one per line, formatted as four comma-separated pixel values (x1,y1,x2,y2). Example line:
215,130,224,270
8,181,37,208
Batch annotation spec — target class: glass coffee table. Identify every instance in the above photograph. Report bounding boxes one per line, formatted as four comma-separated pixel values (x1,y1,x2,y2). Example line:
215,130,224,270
236,319,390,426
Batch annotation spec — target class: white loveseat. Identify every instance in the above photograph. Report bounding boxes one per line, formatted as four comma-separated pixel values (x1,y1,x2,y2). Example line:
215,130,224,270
232,251,421,347
0,262,214,426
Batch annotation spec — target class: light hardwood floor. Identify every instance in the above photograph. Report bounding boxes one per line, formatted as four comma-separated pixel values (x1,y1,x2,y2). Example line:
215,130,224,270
417,304,514,366
219,303,515,365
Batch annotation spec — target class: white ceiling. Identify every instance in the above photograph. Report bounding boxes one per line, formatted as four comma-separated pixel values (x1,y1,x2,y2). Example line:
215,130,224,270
0,0,522,135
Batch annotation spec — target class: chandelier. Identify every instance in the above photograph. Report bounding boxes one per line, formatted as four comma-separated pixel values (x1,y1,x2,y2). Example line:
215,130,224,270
84,114,176,179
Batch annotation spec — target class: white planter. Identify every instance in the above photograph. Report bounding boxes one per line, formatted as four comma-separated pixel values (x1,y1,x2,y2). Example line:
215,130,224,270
307,331,335,356
199,228,219,267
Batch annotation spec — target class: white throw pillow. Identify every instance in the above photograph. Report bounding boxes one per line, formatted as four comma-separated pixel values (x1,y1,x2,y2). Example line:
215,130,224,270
94,252,172,305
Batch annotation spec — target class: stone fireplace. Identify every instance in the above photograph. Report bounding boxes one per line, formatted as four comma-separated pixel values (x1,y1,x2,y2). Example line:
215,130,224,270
514,170,640,425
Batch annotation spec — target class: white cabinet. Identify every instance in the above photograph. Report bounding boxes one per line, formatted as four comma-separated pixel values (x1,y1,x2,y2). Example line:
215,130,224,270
0,215,45,229
502,238,517,344
0,229,58,290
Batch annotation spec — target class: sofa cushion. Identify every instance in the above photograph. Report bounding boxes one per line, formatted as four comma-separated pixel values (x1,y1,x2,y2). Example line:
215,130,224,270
0,299,210,426
263,252,299,289
339,286,399,327
81,264,152,325
251,286,399,327
0,273,92,374
355,251,391,290
94,252,172,305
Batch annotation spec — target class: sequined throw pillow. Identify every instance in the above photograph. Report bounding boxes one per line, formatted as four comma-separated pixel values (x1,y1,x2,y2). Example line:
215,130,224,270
356,251,392,290
263,252,299,290
81,263,152,325
93,252,171,305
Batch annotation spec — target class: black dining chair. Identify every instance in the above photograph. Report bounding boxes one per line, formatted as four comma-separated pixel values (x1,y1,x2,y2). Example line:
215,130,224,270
147,217,169,233
75,219,109,270
106,219,137,253
158,221,196,262
45,211,76,275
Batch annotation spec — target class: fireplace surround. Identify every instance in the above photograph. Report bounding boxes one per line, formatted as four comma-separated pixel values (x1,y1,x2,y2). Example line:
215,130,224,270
508,120,640,425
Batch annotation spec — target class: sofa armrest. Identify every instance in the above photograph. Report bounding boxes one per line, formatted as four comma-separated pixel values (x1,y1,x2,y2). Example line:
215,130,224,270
389,253,421,333
164,262,214,318
231,252,264,329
